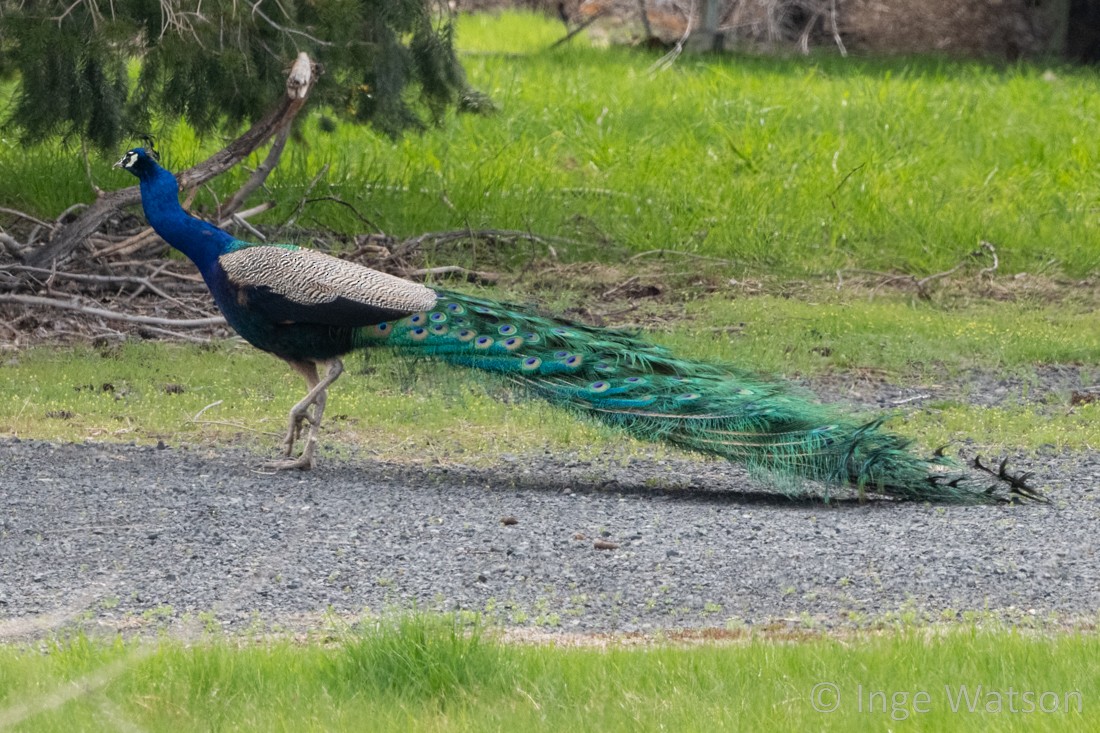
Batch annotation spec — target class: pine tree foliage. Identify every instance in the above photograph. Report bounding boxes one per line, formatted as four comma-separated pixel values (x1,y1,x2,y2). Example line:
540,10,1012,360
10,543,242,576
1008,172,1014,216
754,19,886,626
0,0,485,149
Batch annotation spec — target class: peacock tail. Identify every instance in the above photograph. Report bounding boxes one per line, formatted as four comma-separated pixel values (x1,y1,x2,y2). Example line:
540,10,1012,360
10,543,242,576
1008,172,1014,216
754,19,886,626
355,289,1027,503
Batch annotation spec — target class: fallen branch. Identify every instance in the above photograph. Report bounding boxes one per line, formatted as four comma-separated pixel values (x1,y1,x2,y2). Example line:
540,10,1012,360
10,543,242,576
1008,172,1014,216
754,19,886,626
390,228,583,262
228,214,267,241
628,248,735,265
914,262,968,293
976,240,999,277
130,325,215,343
1,264,182,303
836,243,1003,298
914,244,999,297
601,274,640,299
402,265,499,285
0,294,225,328
0,233,26,259
91,228,161,259
191,400,224,421
0,206,51,229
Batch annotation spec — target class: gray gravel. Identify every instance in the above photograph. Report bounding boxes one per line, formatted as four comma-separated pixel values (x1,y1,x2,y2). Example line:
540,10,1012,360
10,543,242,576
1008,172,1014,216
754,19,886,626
2,418,1098,638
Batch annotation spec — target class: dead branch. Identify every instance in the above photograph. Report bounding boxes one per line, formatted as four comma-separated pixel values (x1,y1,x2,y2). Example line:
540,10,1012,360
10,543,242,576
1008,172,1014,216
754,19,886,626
92,227,161,259
389,228,583,262
797,9,823,54
218,124,291,219
131,325,215,343
0,294,225,328
0,233,26,260
601,274,640,299
914,262,968,294
27,52,318,268
281,163,331,230
221,202,275,226
0,207,52,229
836,243,1003,298
228,214,267,242
891,394,931,405
2,264,178,301
56,203,89,222
549,7,607,49
402,265,499,285
298,195,382,233
977,240,999,277
628,248,734,265
636,0,653,39
88,199,272,261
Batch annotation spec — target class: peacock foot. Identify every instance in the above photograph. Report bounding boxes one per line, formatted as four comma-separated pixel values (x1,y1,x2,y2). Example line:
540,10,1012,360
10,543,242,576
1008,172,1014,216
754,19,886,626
263,449,317,471
265,403,321,471
263,358,343,472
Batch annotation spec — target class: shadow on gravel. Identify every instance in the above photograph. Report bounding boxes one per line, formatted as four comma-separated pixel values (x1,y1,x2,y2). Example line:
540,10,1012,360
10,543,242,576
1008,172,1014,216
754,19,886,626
397,461,905,509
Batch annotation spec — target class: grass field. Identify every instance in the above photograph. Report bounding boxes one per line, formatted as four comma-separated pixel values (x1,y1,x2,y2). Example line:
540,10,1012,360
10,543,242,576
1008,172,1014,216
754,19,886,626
1,12,1099,277
2,10,1100,731
0,616,1097,732
3,295,1100,461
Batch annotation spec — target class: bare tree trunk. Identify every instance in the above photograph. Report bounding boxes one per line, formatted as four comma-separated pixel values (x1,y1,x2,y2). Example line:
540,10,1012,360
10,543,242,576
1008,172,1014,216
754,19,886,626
28,53,317,268
636,0,654,39
701,0,723,50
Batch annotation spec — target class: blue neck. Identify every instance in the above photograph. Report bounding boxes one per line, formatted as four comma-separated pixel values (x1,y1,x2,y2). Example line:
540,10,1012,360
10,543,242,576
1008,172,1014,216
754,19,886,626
137,165,237,273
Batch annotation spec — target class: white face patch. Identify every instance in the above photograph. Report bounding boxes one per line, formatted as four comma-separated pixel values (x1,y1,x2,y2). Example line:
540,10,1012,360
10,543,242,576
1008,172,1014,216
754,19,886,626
117,150,139,169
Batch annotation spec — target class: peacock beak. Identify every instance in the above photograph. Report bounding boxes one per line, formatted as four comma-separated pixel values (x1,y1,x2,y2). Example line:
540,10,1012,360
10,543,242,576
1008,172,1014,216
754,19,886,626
112,157,126,169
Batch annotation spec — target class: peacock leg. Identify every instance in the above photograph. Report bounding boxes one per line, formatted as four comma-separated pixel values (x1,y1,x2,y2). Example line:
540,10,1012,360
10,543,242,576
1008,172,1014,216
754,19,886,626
265,358,344,470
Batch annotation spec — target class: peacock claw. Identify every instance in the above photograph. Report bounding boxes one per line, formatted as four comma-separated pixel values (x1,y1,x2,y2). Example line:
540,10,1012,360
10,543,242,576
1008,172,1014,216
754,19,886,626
265,406,321,470
264,447,317,470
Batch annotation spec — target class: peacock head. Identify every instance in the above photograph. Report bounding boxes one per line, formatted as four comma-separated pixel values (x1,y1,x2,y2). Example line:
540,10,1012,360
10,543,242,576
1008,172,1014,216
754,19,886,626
114,148,161,179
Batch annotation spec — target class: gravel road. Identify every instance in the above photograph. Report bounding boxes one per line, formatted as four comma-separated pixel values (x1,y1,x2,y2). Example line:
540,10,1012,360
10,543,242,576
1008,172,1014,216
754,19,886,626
2,384,1098,639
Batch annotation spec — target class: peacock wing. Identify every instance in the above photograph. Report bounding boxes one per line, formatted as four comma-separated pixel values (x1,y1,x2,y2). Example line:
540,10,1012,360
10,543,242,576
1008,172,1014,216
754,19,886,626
218,245,437,326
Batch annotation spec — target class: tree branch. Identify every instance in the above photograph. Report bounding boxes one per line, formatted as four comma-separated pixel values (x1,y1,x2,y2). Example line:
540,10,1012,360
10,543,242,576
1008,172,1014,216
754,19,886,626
27,52,318,268
549,6,606,49
0,294,225,328
218,123,291,219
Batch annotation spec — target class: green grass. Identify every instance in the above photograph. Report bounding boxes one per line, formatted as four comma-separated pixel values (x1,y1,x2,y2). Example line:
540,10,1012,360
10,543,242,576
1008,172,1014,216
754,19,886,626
0,340,620,462
2,11,1099,277
0,616,1097,731
3,288,1099,461
664,293,1100,374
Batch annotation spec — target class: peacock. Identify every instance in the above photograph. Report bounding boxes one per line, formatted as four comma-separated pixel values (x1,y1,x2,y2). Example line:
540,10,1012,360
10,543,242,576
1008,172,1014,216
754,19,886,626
115,147,1039,503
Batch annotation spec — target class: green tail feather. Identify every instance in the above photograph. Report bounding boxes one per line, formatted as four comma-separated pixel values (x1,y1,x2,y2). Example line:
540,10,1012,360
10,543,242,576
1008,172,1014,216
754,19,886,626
354,289,1038,504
